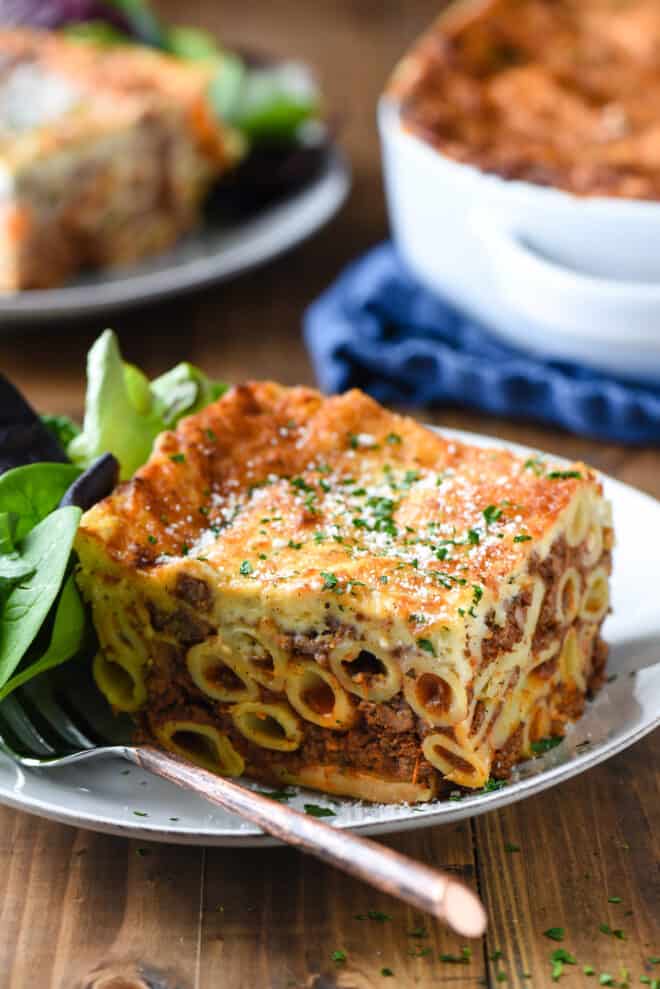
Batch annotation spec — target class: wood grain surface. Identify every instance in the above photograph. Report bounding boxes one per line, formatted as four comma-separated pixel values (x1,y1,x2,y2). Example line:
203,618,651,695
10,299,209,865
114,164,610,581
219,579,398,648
0,2,658,987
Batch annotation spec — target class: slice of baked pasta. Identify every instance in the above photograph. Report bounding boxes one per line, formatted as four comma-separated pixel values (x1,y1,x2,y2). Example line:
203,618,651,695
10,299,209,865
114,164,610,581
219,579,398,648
75,383,612,803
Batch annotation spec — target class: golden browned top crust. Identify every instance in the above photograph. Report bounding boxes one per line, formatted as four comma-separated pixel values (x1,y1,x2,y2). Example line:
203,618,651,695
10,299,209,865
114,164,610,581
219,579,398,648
77,382,600,617
389,0,660,199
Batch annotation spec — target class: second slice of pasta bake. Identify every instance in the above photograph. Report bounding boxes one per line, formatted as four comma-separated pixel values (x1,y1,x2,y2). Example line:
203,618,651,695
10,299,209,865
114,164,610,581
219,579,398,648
76,383,613,803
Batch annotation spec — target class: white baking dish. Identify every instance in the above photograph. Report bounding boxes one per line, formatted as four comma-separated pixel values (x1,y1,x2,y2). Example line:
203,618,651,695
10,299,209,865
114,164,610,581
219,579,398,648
378,98,660,384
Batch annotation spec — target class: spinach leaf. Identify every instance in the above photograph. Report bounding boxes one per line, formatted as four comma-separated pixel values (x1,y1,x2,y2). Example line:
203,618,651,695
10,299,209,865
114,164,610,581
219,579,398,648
0,574,85,701
0,513,18,554
0,512,35,603
0,506,81,690
0,463,81,541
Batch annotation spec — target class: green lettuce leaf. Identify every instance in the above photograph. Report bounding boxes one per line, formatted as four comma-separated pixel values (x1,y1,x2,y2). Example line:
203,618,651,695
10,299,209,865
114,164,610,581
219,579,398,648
67,330,227,479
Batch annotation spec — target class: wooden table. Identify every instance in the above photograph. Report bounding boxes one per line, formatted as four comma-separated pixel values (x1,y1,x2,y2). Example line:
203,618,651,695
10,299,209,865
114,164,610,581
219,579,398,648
0,3,658,986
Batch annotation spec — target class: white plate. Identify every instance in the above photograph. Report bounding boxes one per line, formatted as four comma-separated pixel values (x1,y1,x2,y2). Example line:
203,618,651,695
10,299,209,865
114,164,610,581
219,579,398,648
0,147,350,324
0,428,658,844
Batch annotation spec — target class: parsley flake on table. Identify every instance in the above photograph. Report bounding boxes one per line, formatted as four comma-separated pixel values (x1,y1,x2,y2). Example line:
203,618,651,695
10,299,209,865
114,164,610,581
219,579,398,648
407,927,428,938
381,968,394,977
331,950,346,963
439,947,471,964
607,896,622,904
544,928,565,941
355,910,391,922
504,842,520,853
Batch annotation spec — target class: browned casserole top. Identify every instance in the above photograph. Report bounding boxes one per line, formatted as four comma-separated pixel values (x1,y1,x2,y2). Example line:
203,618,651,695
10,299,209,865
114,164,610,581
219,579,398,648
390,0,660,199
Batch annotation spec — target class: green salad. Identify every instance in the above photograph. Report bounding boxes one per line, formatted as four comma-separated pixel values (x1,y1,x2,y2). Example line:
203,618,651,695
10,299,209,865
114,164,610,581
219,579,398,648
0,330,226,701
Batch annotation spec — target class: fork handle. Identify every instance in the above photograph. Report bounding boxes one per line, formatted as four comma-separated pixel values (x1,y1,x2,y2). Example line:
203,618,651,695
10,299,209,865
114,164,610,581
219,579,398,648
131,745,487,938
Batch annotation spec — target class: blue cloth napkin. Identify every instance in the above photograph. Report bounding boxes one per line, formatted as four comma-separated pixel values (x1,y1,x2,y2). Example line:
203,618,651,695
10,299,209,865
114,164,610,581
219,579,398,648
304,242,660,445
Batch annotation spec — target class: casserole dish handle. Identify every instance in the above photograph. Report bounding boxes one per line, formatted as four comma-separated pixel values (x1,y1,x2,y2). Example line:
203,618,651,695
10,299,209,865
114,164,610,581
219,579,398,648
472,211,660,342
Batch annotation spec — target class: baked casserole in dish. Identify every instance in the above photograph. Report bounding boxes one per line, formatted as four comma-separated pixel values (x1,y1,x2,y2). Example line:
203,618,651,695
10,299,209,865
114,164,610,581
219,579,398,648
380,0,660,381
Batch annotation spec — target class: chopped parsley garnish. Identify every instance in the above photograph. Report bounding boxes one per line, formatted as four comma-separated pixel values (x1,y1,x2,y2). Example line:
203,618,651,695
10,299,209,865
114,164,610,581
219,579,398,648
331,950,346,963
239,560,253,576
402,469,420,487
379,575,389,584
386,433,402,445
467,528,481,545
524,456,545,476
321,571,338,591
599,975,614,986
418,639,435,656
583,965,596,976
313,531,325,543
439,947,471,964
290,476,314,493
205,429,217,442
483,504,503,526
381,968,394,977
483,777,507,792
607,896,622,904
319,479,331,492
256,787,297,801
355,910,391,922
599,924,626,940
169,453,185,463
514,533,532,543
258,553,268,560
548,470,583,480
147,535,157,545
504,842,520,853
181,543,189,556
304,804,335,817
199,505,209,516
409,613,426,624
287,540,302,550
544,928,565,942
531,736,563,754
472,584,483,606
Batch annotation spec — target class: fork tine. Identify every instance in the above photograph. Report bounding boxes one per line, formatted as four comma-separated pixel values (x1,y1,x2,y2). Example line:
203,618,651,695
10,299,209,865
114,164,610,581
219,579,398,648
21,678,96,750
0,696,59,757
